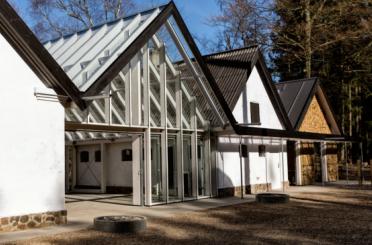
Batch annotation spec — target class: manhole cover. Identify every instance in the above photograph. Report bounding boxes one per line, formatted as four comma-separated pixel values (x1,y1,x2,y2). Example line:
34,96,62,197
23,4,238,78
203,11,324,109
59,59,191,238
94,216,146,233
256,193,290,204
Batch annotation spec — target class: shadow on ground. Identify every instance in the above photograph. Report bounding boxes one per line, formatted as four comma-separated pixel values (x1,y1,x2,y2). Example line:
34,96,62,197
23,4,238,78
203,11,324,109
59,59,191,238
10,186,372,245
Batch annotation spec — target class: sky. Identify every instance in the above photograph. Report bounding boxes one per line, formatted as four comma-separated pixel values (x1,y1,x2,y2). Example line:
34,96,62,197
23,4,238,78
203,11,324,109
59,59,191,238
10,0,221,54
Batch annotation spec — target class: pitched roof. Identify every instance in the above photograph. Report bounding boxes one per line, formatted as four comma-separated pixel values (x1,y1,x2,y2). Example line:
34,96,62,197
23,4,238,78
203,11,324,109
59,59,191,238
275,78,318,129
0,0,84,108
202,46,293,130
44,4,167,92
204,46,258,111
43,1,231,126
275,78,341,135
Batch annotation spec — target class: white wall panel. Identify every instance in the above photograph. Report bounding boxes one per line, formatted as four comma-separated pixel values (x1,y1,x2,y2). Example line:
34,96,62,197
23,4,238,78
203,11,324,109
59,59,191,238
0,34,65,217
233,66,284,130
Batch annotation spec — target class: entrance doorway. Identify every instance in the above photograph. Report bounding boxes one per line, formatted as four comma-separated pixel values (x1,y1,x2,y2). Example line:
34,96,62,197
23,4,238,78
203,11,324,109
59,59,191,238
76,144,101,190
66,132,144,206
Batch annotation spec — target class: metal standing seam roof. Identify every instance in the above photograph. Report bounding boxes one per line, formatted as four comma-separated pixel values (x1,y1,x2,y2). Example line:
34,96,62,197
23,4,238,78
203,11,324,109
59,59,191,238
204,46,259,111
176,46,258,126
178,46,293,129
275,78,318,129
44,5,166,92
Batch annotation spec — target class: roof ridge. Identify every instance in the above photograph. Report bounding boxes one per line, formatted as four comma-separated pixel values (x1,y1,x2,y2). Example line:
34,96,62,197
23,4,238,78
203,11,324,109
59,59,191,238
203,45,259,58
276,77,318,85
43,3,168,44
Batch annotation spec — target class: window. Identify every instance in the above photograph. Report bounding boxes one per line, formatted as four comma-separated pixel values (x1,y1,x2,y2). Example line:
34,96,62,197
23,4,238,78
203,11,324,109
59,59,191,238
80,151,89,162
250,102,260,124
240,144,248,158
95,150,101,162
258,145,266,157
122,149,132,161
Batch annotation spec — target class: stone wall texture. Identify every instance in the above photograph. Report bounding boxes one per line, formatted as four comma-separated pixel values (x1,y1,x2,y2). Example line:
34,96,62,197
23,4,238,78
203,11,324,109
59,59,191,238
299,96,332,134
300,142,317,185
297,96,340,185
0,210,67,233
326,143,338,181
299,142,339,185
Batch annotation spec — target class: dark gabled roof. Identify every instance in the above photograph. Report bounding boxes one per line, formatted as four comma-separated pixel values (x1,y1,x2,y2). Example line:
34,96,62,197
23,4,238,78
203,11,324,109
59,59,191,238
0,0,84,108
275,78,341,135
275,78,318,129
204,46,258,111
203,46,293,130
78,1,235,127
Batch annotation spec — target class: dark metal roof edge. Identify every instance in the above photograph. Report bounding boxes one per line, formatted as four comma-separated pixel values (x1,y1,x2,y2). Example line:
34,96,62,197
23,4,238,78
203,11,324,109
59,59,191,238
293,77,319,130
203,45,259,58
83,1,174,97
276,77,317,85
254,51,293,131
170,3,238,127
81,1,236,127
314,83,342,135
43,3,169,44
235,125,355,142
0,0,85,108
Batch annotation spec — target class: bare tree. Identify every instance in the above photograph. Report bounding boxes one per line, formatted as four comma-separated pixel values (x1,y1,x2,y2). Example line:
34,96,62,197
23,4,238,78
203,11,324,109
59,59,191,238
272,0,370,78
208,0,273,51
29,0,135,41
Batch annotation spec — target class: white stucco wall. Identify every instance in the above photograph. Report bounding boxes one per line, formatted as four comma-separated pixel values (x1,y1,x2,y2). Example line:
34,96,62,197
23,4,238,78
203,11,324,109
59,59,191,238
75,142,133,188
233,66,284,130
0,34,65,218
106,142,132,187
217,137,288,191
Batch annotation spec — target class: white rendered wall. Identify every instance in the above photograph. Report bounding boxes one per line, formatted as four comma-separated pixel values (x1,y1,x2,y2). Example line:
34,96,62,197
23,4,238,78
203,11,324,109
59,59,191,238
106,142,132,187
233,66,284,130
0,34,65,218
217,137,288,191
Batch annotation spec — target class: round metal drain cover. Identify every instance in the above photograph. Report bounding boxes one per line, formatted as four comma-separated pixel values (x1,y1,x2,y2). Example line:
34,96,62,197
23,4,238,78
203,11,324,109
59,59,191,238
256,193,290,204
94,216,146,233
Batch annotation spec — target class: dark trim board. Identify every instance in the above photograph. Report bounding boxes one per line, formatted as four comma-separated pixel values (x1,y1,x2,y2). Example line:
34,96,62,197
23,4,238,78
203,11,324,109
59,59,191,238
276,78,342,135
0,0,85,108
82,1,239,129
253,52,293,131
1,0,349,142
83,2,174,97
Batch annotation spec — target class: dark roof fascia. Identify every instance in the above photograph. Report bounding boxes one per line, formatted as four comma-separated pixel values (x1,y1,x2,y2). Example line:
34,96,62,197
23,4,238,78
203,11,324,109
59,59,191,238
203,45,259,58
315,83,342,135
83,1,174,97
44,4,169,44
253,51,293,131
168,2,238,127
227,47,256,112
292,77,319,130
82,1,238,128
0,0,85,109
234,125,353,142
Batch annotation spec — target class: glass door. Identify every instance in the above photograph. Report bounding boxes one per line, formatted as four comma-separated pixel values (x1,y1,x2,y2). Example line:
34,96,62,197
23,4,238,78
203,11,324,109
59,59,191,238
183,135,194,199
198,139,207,196
168,135,180,201
151,135,164,202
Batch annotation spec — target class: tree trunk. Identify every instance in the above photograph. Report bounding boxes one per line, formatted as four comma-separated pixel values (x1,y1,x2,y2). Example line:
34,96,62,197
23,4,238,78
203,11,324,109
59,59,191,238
305,0,312,78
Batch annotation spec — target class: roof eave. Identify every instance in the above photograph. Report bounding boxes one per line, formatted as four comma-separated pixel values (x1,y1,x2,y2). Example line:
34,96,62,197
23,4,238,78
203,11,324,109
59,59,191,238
0,0,85,109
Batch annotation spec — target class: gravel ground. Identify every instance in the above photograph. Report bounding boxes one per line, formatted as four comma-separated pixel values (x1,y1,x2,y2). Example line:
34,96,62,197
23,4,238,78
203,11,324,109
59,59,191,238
9,186,372,245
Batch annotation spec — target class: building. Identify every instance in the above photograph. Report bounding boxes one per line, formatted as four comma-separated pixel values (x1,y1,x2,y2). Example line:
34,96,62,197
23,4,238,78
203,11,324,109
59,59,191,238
276,78,342,185
0,0,345,232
